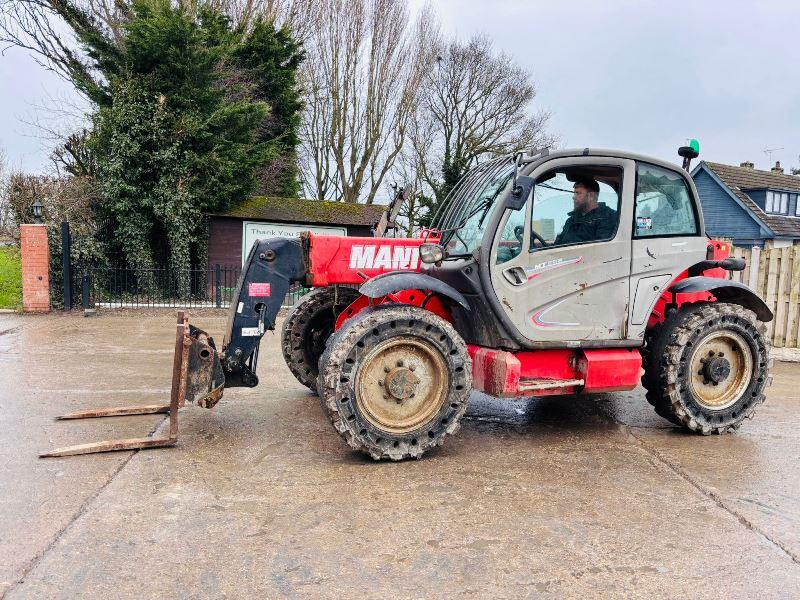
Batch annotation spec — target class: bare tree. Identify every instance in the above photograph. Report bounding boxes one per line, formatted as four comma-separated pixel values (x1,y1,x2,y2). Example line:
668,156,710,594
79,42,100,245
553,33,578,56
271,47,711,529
409,34,556,209
0,170,98,242
386,152,429,237
203,0,319,40
0,1,109,101
393,188,428,238
299,0,437,203
0,147,11,240
3,0,554,219
0,0,315,78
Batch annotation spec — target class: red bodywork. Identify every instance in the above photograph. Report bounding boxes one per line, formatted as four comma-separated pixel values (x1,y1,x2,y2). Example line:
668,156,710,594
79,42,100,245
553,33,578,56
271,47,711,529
306,233,732,398
334,289,453,330
305,233,427,286
469,346,642,397
647,239,731,327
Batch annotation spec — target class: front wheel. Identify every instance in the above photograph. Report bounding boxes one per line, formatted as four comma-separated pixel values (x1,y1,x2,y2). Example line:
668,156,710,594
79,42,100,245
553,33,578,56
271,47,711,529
318,304,472,460
642,302,772,434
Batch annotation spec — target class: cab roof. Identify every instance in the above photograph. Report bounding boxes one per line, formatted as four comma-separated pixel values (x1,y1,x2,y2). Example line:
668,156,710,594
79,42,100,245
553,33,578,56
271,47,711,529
523,147,687,175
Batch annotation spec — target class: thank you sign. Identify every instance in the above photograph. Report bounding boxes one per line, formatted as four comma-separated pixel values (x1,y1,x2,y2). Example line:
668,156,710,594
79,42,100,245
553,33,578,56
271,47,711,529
242,221,347,265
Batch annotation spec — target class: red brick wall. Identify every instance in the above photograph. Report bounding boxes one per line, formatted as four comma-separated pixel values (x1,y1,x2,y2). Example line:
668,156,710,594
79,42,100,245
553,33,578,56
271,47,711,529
20,224,50,313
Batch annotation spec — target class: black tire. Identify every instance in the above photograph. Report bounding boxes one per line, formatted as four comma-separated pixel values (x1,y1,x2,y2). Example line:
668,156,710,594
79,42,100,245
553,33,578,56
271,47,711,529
641,302,772,434
281,286,361,393
317,304,472,461
641,316,683,426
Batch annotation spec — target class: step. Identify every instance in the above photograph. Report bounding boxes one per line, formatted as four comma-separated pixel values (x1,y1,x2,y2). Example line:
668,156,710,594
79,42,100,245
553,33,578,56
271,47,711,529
517,378,585,392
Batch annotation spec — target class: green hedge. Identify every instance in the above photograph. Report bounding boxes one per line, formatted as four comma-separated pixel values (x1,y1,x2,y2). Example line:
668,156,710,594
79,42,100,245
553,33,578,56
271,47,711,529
0,246,22,310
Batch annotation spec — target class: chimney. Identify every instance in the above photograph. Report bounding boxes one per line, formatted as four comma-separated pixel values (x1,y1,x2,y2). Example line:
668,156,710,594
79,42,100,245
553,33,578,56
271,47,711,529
771,161,784,174
740,161,754,169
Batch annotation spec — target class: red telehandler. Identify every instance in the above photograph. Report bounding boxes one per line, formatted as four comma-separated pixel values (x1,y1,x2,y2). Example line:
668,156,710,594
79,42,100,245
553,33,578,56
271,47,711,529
43,145,773,461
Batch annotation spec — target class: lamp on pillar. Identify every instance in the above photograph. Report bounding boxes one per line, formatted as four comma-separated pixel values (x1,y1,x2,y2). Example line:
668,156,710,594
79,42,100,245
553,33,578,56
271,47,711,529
31,200,44,224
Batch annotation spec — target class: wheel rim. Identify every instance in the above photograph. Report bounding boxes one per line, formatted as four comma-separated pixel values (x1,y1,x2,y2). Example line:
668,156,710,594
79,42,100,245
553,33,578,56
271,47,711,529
356,336,448,435
689,330,753,410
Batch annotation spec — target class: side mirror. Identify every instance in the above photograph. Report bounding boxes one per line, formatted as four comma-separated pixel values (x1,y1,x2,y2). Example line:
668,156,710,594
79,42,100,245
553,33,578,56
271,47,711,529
506,175,534,211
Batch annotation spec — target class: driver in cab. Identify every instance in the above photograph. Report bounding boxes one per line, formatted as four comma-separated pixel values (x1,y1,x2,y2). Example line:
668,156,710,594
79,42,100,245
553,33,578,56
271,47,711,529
554,176,617,245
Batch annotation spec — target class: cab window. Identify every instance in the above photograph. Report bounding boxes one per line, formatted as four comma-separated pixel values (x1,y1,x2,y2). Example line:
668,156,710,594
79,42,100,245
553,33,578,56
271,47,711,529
634,164,698,237
495,202,526,264
529,167,622,251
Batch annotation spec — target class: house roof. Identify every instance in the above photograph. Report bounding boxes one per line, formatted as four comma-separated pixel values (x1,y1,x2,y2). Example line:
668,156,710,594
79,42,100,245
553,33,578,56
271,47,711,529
700,162,800,237
210,196,386,227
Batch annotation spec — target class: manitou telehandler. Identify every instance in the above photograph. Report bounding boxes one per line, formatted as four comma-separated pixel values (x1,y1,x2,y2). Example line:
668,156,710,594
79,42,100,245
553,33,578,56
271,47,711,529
44,144,773,461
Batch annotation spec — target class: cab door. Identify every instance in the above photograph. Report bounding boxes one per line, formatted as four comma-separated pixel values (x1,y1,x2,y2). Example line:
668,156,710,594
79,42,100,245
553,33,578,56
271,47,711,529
489,157,635,344
627,162,707,340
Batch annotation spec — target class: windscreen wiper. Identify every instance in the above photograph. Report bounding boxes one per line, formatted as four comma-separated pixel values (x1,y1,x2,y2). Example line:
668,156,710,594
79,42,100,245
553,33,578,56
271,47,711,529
439,196,493,250
537,182,572,193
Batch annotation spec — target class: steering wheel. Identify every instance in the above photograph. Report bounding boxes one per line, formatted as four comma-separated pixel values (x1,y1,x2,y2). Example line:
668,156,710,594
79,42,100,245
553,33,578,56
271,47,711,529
515,225,550,247
530,229,550,247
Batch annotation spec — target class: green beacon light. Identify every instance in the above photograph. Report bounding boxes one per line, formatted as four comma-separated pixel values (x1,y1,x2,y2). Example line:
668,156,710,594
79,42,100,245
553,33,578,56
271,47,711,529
679,138,700,171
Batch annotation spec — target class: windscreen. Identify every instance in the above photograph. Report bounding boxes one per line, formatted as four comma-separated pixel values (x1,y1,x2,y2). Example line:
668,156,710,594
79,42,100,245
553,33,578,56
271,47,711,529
432,156,514,256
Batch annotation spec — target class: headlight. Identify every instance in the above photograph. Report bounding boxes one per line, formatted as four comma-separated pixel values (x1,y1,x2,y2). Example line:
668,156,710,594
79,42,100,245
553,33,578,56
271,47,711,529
419,243,444,264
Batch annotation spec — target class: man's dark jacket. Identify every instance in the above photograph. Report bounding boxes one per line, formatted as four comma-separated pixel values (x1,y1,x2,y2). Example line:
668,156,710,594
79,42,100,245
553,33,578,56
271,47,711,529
554,203,617,246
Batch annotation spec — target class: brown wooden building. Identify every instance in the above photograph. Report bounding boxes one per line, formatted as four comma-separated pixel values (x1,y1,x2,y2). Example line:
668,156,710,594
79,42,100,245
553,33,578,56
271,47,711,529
207,196,385,267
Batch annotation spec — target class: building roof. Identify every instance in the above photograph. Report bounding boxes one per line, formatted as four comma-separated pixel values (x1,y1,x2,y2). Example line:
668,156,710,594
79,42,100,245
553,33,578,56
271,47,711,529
700,162,800,237
211,196,386,227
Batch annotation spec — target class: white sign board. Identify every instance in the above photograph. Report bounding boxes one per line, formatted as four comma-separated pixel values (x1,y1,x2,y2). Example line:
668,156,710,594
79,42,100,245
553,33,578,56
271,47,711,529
242,221,347,265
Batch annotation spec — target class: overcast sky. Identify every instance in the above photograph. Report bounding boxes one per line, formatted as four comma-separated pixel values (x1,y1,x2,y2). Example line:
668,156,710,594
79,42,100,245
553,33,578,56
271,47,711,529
1,0,799,174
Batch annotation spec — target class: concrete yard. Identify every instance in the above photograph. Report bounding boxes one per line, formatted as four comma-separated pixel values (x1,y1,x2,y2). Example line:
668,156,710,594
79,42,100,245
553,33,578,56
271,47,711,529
1,311,799,598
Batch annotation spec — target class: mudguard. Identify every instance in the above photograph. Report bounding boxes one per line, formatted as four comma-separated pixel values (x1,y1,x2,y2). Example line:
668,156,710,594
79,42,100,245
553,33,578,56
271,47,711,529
670,277,773,322
359,271,471,310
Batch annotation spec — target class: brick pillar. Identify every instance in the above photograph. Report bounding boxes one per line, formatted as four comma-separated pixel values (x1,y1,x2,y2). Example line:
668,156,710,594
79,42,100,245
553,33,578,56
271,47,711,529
20,224,51,313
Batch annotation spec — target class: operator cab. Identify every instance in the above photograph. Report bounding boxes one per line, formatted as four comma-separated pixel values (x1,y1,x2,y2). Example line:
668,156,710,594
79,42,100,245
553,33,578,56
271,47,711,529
428,148,707,349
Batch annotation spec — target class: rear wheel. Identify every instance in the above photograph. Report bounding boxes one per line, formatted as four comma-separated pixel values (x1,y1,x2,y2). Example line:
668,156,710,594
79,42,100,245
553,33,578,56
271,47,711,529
318,304,472,461
641,302,771,434
281,286,361,393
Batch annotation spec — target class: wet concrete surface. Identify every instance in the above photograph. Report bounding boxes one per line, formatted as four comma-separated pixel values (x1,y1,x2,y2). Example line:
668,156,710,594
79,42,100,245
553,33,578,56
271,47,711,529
1,311,799,598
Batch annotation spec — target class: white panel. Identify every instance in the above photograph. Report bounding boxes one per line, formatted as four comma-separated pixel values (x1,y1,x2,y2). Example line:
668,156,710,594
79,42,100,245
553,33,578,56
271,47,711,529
632,275,672,326
242,221,347,265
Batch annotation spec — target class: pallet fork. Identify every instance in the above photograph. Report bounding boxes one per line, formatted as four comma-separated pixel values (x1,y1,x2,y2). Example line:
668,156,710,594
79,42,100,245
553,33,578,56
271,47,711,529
40,311,225,458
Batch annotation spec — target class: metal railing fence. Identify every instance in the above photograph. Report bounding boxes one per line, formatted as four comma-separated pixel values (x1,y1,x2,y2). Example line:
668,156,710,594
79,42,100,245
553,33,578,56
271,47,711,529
77,265,314,309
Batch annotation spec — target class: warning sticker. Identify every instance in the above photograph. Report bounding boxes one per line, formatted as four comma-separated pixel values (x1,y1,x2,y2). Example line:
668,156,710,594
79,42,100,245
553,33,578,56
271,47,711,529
249,282,271,297
241,327,261,336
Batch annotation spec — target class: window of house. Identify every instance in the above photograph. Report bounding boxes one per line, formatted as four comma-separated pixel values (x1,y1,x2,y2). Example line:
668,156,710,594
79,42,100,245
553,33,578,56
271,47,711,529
765,190,791,215
634,164,698,237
